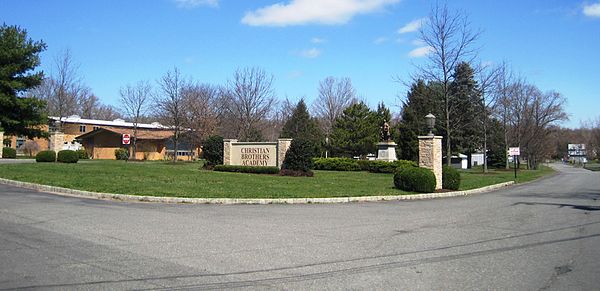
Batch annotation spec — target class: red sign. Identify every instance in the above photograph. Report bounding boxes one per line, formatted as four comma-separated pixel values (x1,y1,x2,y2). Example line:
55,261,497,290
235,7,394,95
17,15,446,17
122,134,131,145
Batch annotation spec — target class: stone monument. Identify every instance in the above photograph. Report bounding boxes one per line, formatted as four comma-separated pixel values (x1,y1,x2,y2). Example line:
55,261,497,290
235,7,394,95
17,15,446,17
223,138,292,169
376,121,398,162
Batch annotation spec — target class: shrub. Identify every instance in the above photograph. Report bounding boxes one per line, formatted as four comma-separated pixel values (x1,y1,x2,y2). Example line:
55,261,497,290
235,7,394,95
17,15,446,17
393,167,436,193
281,139,314,176
20,140,40,157
57,150,79,163
76,149,89,159
313,157,361,171
213,165,280,174
36,150,56,162
115,148,129,160
442,165,461,190
358,160,418,173
280,169,314,177
2,147,16,159
203,135,224,166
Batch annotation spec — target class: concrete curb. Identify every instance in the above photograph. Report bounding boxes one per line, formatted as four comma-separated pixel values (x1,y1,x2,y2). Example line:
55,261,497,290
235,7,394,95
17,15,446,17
0,177,515,205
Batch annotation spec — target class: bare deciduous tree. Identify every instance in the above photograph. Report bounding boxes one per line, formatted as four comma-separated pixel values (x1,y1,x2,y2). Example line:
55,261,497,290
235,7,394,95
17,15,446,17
95,104,122,121
312,76,356,137
475,63,500,172
156,68,187,162
223,67,276,141
77,87,100,119
418,3,480,165
182,83,219,157
501,82,568,169
49,49,82,125
492,62,518,169
120,80,152,160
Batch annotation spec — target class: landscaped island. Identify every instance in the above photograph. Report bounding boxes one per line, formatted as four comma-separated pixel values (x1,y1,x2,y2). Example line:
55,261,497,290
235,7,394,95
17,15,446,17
0,160,553,199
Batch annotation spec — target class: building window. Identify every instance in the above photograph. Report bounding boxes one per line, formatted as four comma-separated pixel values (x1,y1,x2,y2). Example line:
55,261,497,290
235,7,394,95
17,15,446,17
79,125,86,132
16,137,25,148
93,126,100,131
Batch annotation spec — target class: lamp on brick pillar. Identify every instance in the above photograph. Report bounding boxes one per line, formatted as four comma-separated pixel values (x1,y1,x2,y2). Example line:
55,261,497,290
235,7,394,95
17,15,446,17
425,113,436,136
418,113,443,190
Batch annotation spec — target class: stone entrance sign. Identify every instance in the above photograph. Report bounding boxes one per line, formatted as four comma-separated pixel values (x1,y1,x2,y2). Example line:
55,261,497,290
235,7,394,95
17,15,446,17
224,139,292,168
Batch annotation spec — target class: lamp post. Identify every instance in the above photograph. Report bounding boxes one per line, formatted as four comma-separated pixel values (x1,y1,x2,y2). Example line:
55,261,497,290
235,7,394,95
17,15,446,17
425,113,436,136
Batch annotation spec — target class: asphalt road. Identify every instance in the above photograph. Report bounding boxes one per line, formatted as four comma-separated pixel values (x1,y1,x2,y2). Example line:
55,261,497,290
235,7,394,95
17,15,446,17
0,163,599,290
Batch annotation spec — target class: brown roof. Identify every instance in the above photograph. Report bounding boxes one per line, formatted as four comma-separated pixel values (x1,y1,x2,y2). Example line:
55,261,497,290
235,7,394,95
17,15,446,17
76,127,174,140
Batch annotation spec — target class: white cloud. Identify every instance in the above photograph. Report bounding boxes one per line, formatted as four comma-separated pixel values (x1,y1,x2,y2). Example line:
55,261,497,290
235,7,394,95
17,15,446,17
583,2,600,17
299,48,322,58
241,0,400,27
397,17,426,34
175,0,218,8
373,36,388,44
311,37,326,44
408,46,432,58
411,39,425,46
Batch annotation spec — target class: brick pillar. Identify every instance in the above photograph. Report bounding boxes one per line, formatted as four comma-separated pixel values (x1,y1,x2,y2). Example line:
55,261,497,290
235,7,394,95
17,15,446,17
0,131,3,158
277,138,293,168
222,139,237,165
49,132,65,152
418,136,443,190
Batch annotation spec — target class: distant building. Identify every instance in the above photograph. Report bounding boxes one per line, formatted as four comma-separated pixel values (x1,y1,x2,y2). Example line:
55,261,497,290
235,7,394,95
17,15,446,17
4,115,196,160
568,144,587,164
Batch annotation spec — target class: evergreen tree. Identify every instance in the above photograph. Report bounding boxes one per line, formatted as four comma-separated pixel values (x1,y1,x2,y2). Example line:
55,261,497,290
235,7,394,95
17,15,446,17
280,99,323,155
0,24,48,138
330,102,379,157
396,80,442,161
448,62,483,166
281,138,314,176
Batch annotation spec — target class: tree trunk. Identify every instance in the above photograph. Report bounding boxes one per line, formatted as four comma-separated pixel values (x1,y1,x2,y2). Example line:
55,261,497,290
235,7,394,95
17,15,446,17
131,125,138,161
173,131,178,162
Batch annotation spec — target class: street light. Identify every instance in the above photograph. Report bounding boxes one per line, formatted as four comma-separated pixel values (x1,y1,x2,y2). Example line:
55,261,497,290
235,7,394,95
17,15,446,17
425,113,436,136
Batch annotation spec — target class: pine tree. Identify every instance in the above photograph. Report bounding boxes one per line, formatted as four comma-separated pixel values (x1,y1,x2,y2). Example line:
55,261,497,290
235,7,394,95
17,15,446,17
330,102,379,157
396,80,442,161
281,138,314,176
448,62,483,166
0,24,48,138
280,99,323,156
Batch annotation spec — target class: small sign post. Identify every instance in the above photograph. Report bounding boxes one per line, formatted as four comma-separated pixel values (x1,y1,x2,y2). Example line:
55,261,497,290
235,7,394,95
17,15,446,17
509,147,520,180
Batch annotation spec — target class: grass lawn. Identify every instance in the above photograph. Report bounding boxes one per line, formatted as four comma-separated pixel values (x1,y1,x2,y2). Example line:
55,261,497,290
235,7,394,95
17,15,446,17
0,160,554,198
584,161,600,172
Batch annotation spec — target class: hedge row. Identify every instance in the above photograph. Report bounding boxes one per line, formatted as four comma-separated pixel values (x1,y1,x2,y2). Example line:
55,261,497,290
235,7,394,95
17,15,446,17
358,160,418,173
313,158,417,173
213,165,280,174
2,147,16,159
35,150,80,163
313,157,361,171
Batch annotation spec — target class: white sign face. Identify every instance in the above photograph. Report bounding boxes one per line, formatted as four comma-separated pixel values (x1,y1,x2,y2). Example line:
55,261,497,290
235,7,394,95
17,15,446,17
122,134,131,145
568,144,586,156
230,144,277,167
508,147,520,156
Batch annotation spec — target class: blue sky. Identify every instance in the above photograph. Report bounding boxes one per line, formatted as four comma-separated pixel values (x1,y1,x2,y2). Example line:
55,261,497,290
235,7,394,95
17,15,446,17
2,0,599,127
